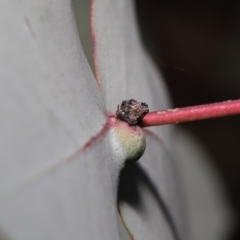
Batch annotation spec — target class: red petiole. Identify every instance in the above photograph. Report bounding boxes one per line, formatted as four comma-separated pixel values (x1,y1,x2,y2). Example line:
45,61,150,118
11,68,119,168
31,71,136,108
140,99,240,127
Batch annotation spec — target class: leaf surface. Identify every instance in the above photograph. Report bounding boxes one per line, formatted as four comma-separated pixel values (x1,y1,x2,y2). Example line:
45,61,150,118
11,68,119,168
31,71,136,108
92,0,188,239
0,1,121,239
0,0,188,239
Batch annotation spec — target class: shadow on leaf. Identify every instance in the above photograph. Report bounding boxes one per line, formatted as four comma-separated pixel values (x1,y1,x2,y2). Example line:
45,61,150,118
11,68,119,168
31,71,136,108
118,162,180,240
0,228,11,240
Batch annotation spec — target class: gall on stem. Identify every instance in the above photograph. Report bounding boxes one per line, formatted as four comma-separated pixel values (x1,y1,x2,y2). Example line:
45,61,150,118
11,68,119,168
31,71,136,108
139,99,240,127
113,99,240,162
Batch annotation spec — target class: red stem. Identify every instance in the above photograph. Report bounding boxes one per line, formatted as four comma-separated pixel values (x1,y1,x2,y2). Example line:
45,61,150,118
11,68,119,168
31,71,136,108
140,99,240,127
90,0,101,87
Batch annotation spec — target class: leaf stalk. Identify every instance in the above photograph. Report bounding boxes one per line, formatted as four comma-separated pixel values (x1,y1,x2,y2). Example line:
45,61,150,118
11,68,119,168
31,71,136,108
140,99,240,127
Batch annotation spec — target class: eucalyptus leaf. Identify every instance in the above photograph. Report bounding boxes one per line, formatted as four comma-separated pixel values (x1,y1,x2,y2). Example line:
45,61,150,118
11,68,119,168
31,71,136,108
93,0,188,239
0,0,188,239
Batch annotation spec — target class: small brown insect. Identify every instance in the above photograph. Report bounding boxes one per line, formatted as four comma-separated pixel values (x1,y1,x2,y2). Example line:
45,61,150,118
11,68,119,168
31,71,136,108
116,99,149,126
